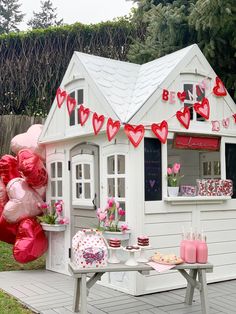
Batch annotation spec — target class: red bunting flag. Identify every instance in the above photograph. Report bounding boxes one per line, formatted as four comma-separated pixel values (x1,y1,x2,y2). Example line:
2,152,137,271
92,113,105,135
79,105,90,126
106,118,121,141
176,107,191,129
193,97,210,120
66,95,76,116
124,124,145,148
213,77,227,97
56,88,67,108
151,120,168,144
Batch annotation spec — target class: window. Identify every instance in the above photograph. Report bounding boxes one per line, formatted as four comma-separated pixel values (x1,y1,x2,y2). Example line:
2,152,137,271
50,161,63,200
200,152,221,179
69,89,84,126
184,83,205,121
106,154,126,218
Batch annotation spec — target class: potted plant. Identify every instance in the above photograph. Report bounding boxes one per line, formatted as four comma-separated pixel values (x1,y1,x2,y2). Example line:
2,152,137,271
96,197,130,240
37,200,69,232
167,163,184,197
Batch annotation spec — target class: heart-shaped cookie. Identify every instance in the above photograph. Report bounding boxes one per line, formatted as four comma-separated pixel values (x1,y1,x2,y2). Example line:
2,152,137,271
13,218,48,263
3,178,43,223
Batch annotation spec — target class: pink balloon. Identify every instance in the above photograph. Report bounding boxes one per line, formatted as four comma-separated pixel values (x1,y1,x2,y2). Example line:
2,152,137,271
3,178,43,223
0,179,8,216
11,124,46,160
17,149,48,188
34,186,46,200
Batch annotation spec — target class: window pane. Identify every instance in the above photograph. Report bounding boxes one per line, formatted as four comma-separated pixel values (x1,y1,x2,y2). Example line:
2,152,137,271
117,155,125,174
76,183,82,198
108,178,115,196
58,181,62,197
118,178,125,197
214,161,221,176
119,201,125,221
70,110,75,126
51,181,56,197
196,85,205,101
184,84,194,101
203,162,211,176
77,89,84,104
51,163,55,178
184,103,193,120
107,156,115,174
84,164,90,179
57,162,62,178
76,164,82,179
84,183,91,199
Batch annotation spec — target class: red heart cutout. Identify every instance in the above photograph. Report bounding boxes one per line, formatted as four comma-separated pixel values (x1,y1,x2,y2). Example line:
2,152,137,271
56,88,67,108
0,216,19,244
193,97,210,120
0,179,8,216
0,155,20,186
124,124,145,148
92,113,105,135
232,114,236,123
213,77,227,97
13,218,48,263
151,120,168,144
177,91,186,102
66,95,76,116
176,107,191,129
79,105,90,126
106,118,121,141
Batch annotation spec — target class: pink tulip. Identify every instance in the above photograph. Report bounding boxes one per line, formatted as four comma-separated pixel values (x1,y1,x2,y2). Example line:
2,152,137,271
58,217,69,224
41,202,49,210
115,201,120,209
120,223,129,231
118,208,125,216
108,197,114,208
173,163,181,174
55,204,63,214
167,167,172,175
99,212,107,221
96,207,102,214
109,214,115,221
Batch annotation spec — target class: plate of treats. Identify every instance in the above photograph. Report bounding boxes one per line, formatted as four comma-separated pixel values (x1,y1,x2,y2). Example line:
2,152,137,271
151,252,183,265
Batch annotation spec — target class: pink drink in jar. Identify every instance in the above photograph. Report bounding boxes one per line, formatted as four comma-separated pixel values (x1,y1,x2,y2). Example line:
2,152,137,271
197,236,208,263
185,232,196,264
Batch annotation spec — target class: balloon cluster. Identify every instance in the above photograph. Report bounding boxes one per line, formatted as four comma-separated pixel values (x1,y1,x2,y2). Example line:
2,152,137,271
0,125,48,263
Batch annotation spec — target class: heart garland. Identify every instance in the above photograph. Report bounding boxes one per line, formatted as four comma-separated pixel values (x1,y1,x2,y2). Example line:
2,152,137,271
79,105,90,126
56,88,67,108
106,118,121,141
193,97,210,120
176,107,191,129
177,91,186,102
151,120,168,144
213,77,227,97
124,124,145,148
232,114,236,124
66,95,76,116
93,113,105,135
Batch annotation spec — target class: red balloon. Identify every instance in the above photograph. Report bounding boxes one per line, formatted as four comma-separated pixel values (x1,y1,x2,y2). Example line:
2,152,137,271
0,216,19,244
0,155,20,186
13,218,48,263
17,149,48,188
0,179,8,216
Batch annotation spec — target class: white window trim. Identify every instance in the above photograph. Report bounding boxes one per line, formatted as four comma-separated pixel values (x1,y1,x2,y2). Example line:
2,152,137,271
47,155,64,202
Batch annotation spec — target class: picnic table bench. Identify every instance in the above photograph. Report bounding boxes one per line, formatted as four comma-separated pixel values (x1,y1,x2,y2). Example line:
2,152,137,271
68,261,213,314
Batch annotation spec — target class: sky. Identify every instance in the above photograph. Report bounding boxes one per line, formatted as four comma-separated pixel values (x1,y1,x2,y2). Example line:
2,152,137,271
20,0,135,30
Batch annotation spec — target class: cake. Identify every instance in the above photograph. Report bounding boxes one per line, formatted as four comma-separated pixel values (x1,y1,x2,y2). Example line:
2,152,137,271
109,238,121,248
137,235,149,247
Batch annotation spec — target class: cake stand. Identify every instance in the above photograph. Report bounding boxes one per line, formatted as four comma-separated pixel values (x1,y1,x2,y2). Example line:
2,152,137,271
108,246,122,264
136,245,151,263
123,247,141,266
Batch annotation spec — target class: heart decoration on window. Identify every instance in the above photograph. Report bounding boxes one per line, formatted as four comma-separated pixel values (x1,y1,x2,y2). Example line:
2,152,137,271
66,95,76,116
56,88,67,108
176,107,191,129
93,113,105,135
232,114,236,123
79,105,90,126
213,77,227,97
106,118,121,141
124,124,145,148
177,91,186,102
193,97,210,120
151,120,168,144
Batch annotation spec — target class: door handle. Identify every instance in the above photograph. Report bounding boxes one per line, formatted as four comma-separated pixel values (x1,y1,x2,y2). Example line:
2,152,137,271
92,193,97,210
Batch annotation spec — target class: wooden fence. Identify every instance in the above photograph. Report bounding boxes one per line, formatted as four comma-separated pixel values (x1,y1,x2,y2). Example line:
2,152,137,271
0,115,45,156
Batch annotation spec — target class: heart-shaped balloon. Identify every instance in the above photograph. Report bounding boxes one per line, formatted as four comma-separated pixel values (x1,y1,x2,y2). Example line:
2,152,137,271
0,215,19,244
124,124,145,148
11,124,45,160
106,118,121,141
3,178,43,223
177,91,186,102
93,113,105,135
66,95,76,116
79,105,90,126
56,87,67,108
193,97,210,120
0,179,8,216
176,107,191,129
151,120,168,144
13,218,48,263
213,77,227,97
17,149,48,188
0,155,20,186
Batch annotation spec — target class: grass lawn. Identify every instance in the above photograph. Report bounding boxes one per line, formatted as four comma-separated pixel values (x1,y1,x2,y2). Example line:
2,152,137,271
0,241,45,313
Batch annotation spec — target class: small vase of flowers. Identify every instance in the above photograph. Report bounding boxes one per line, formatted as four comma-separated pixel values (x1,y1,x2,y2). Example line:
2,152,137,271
167,163,184,197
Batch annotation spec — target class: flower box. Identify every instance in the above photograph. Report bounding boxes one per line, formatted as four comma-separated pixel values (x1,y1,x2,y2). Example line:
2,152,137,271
40,223,67,232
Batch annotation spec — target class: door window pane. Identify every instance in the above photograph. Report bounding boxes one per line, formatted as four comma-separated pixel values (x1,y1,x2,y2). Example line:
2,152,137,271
84,183,91,199
76,183,82,198
203,162,211,176
84,164,90,179
51,181,56,197
214,161,221,176
77,89,84,104
108,178,115,196
117,155,125,174
58,181,62,197
76,164,82,179
57,162,62,178
117,178,125,197
69,91,76,126
51,163,55,178
107,156,115,174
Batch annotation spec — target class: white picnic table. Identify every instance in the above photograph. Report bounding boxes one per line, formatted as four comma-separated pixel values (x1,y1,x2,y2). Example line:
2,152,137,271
68,261,213,314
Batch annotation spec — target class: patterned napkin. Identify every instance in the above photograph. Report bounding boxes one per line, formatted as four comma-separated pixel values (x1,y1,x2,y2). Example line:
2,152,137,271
147,261,176,272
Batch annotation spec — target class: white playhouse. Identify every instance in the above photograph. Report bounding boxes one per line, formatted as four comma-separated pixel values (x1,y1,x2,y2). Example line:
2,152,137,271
39,44,236,295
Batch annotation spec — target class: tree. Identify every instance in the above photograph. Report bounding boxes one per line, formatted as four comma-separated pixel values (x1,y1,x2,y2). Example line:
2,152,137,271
27,0,63,29
0,0,24,34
